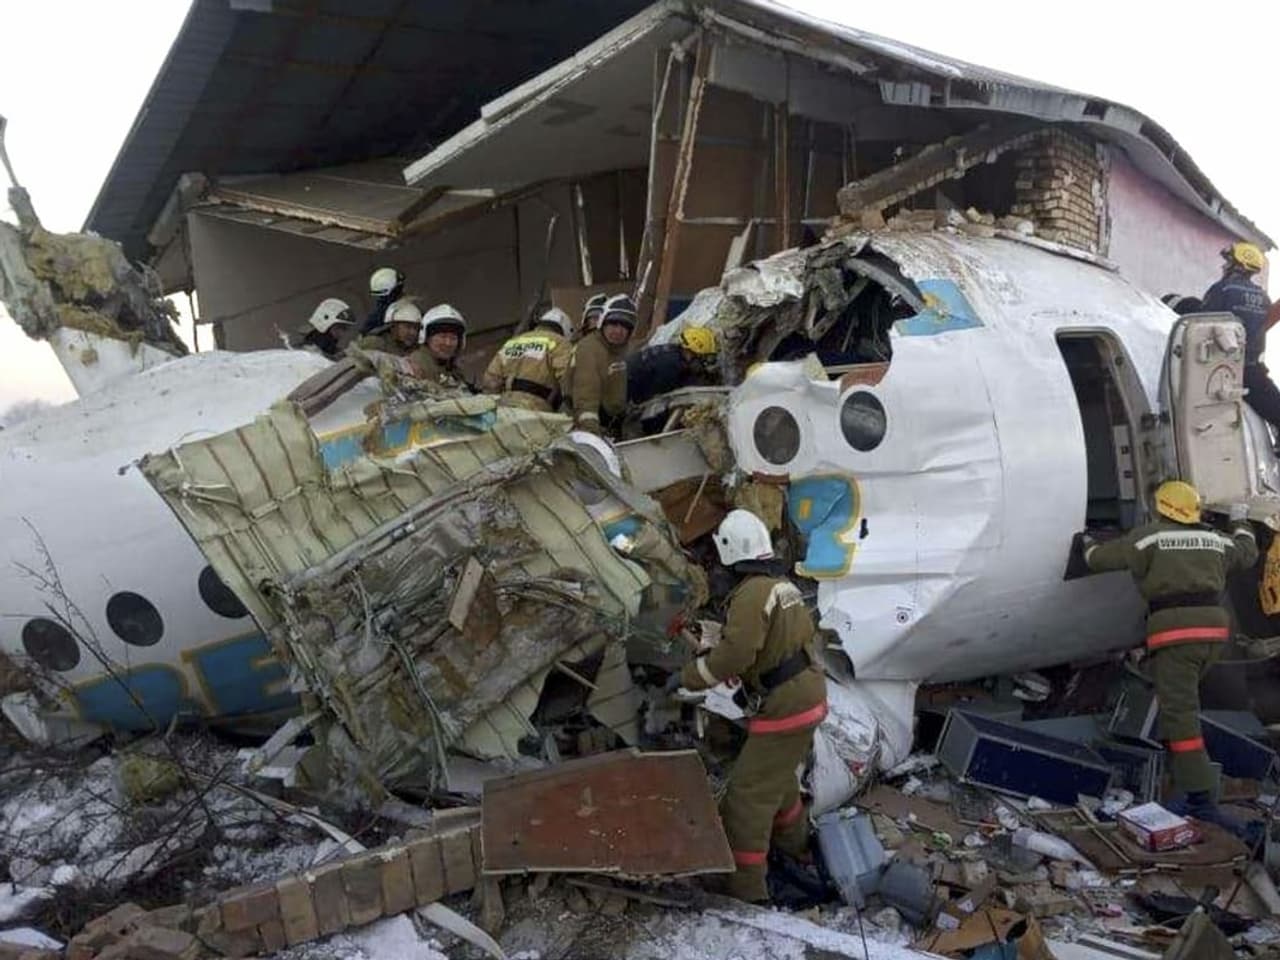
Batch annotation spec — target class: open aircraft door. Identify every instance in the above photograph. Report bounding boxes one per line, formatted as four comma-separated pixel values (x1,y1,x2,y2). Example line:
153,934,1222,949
1161,312,1280,524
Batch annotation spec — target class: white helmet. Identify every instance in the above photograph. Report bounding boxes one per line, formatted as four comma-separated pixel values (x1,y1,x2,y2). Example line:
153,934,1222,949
307,298,354,334
384,298,423,328
538,306,573,339
420,303,467,346
713,509,774,566
370,266,404,298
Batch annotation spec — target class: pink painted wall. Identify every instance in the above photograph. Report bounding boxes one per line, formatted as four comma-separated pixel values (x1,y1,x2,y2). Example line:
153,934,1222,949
1105,149,1244,302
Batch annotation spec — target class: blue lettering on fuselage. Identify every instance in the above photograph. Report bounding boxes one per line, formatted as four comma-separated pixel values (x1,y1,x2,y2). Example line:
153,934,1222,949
318,414,497,470
72,632,298,732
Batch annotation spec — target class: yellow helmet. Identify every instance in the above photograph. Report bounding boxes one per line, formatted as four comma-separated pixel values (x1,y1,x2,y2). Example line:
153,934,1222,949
1228,241,1266,274
679,326,717,356
1154,480,1201,524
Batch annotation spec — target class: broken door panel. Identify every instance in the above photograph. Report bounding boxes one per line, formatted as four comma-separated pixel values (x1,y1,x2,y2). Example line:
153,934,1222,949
141,394,697,795
481,749,734,876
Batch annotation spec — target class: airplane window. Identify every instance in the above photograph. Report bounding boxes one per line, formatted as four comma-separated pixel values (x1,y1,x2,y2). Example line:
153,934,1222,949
199,566,249,619
21,617,80,672
753,406,801,466
106,591,164,647
840,392,887,451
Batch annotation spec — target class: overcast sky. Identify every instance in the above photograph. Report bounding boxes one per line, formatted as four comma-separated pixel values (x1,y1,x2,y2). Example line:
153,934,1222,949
1,0,1277,412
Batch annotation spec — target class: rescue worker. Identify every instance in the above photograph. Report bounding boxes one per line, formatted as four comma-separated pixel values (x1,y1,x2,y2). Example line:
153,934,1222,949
361,266,406,333
412,303,473,391
480,306,573,411
1201,242,1279,429
297,298,354,360
580,292,608,340
626,326,719,407
353,298,423,357
669,509,828,903
1080,481,1256,833
568,294,634,436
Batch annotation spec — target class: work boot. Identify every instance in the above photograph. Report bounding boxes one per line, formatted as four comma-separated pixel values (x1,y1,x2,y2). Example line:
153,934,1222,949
766,848,829,909
1169,791,1263,847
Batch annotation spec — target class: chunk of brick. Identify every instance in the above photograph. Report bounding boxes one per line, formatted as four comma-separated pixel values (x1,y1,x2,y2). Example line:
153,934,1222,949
86,902,146,936
144,903,194,931
276,875,320,946
197,927,261,959
440,828,476,894
127,925,200,960
342,855,384,926
408,835,445,905
220,884,280,933
258,919,287,954
379,848,415,916
308,861,351,936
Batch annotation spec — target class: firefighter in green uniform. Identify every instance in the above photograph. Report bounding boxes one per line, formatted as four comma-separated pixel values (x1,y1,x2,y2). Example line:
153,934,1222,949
579,292,608,341
412,303,472,391
669,509,828,902
353,298,423,357
1081,480,1257,832
568,294,634,436
480,307,573,411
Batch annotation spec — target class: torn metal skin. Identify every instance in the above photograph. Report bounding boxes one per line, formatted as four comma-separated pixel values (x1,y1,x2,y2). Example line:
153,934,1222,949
139,390,703,801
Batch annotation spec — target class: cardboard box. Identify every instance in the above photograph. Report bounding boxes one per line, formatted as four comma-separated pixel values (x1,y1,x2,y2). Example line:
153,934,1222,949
1118,802,1199,851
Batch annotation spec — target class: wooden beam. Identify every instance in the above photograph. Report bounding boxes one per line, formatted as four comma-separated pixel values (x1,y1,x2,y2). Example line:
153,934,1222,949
648,36,710,333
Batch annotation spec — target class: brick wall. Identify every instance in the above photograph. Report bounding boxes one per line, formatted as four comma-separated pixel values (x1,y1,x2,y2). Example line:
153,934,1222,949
1011,129,1103,253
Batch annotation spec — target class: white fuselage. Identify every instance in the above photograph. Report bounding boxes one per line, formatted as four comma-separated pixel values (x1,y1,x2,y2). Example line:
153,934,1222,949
726,233,1171,681
0,233,1180,737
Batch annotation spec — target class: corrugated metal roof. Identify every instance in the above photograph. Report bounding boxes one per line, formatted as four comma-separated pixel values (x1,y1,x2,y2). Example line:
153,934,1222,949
85,0,650,260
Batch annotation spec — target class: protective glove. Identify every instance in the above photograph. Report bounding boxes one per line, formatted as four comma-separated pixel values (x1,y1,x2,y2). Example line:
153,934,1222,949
1230,502,1250,522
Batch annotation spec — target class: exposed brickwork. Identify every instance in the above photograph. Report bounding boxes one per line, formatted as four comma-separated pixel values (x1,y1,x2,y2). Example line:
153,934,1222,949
64,821,481,958
1010,129,1102,253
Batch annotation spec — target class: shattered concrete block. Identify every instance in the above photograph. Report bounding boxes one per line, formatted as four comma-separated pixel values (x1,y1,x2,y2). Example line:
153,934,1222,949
440,828,477,894
341,855,385,925
276,875,321,946
308,861,352,936
1013,883,1075,918
193,905,222,938
378,848,416,916
408,835,446,905
257,919,286,954
219,884,280,933
127,925,200,960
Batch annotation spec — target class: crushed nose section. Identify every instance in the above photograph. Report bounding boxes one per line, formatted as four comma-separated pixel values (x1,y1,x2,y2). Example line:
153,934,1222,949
139,393,702,801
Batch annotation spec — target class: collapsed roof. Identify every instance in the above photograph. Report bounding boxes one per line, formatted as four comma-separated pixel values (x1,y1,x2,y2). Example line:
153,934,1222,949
87,0,1272,268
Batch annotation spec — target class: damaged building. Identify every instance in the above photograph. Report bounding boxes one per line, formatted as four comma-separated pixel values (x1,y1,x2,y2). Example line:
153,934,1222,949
6,3,1280,959
85,0,1269,371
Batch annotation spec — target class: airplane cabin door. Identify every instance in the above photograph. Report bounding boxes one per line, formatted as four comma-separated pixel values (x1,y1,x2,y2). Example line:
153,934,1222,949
1161,313,1254,510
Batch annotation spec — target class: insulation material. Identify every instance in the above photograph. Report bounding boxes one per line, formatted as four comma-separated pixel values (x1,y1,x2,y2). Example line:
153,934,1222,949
0,204,185,354
140,394,698,797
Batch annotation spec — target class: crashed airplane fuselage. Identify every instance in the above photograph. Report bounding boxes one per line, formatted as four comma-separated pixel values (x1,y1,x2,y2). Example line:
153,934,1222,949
2,228,1274,794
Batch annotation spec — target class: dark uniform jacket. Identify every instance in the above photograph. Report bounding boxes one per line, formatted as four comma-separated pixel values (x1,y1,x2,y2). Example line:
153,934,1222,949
568,331,628,434
680,576,827,728
626,343,715,406
1085,519,1257,648
1203,271,1272,363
